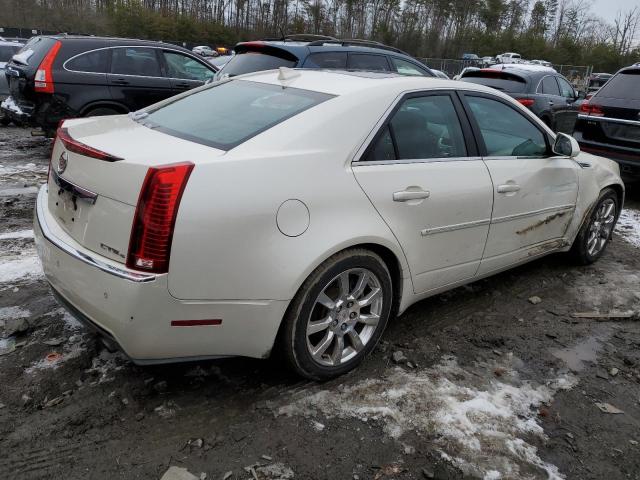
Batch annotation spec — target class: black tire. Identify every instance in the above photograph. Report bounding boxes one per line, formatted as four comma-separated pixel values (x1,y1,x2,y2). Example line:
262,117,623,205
0,116,10,126
84,107,121,117
570,187,618,265
281,249,394,381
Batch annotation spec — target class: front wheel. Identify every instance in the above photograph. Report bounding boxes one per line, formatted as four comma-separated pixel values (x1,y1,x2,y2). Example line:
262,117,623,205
281,249,393,380
571,188,618,264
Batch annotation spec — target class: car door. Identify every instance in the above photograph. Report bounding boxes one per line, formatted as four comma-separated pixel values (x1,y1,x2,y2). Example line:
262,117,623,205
459,92,579,276
107,46,172,111
555,76,579,134
537,75,567,131
353,92,494,294
161,50,216,94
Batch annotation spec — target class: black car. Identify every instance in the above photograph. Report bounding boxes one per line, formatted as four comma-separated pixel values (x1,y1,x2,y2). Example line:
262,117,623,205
573,64,640,180
216,35,435,79
459,67,580,134
585,72,613,97
1,36,216,134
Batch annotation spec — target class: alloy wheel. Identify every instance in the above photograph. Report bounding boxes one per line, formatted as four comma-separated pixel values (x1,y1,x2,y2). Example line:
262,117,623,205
586,198,616,257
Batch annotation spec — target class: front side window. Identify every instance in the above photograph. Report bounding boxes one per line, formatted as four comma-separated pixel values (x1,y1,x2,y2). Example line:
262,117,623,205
111,47,161,77
556,77,575,99
466,95,547,157
163,51,214,81
348,54,390,71
391,58,428,76
66,49,110,73
141,80,333,150
304,52,348,69
366,95,467,161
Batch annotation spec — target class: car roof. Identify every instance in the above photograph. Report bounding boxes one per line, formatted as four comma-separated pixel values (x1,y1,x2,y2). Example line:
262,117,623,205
619,64,640,74
235,68,514,98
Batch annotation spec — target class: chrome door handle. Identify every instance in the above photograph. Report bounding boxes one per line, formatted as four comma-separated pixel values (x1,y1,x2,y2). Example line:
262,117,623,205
497,184,521,193
393,190,430,202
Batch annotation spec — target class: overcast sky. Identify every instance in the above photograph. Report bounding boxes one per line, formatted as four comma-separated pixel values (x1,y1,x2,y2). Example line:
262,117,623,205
591,0,638,24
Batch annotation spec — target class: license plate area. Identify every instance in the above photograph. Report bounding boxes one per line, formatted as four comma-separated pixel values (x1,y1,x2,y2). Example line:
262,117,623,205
50,171,98,236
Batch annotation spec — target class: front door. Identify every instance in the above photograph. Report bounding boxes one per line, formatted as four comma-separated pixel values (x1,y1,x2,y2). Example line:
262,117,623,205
459,93,579,276
353,92,494,294
160,50,215,94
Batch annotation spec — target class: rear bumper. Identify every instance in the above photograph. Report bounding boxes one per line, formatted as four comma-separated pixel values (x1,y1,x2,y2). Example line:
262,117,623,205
34,185,288,363
573,130,640,179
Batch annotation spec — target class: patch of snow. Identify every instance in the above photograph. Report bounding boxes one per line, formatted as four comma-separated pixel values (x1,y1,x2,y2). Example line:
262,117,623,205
0,251,43,284
85,349,128,384
0,229,34,241
0,305,31,321
616,209,640,248
278,355,575,479
0,186,39,196
0,163,47,176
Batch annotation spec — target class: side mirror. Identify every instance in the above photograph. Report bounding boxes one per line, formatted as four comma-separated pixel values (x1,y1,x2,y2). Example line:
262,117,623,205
552,132,580,158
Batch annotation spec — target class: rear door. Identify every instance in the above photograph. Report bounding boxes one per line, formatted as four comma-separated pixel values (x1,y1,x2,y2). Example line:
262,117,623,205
353,92,494,294
107,46,172,110
536,75,567,131
459,92,579,275
56,47,112,113
555,75,579,133
160,50,215,94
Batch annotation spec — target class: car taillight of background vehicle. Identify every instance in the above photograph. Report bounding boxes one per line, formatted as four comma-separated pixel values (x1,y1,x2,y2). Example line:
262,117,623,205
517,98,535,107
579,101,604,117
34,40,62,93
127,162,194,274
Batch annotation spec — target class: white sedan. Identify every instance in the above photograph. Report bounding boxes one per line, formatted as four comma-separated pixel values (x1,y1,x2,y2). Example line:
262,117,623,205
35,69,624,380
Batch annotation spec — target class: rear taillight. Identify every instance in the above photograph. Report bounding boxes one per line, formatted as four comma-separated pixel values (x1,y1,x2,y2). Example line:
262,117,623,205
34,41,62,93
126,162,194,274
517,98,535,107
579,101,604,117
56,125,122,161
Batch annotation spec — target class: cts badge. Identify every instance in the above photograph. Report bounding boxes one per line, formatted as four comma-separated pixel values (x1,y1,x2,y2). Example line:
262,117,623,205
57,151,68,175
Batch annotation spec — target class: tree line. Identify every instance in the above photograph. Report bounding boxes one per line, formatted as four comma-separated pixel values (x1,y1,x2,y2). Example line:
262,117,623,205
1,0,639,72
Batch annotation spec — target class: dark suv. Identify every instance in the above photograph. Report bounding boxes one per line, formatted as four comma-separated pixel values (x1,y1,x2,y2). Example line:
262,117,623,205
459,67,580,134
216,36,434,79
573,64,640,180
1,35,216,134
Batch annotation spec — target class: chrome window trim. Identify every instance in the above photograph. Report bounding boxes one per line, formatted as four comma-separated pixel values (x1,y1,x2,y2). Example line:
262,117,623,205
354,156,483,166
536,74,559,95
491,204,575,224
421,218,490,236
63,45,215,80
577,114,640,127
36,186,156,283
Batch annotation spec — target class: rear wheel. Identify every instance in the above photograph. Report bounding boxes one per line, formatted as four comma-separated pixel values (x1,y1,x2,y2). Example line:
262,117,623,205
570,188,618,264
282,249,393,380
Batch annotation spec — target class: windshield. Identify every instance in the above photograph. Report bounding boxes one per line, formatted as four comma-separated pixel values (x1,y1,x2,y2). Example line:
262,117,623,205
141,80,333,150
219,51,296,77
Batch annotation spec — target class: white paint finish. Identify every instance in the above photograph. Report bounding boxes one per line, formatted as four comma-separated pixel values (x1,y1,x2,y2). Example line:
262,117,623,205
354,160,493,293
276,199,310,237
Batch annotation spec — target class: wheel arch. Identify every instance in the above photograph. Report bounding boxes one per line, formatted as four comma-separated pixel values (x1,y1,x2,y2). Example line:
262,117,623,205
79,101,130,116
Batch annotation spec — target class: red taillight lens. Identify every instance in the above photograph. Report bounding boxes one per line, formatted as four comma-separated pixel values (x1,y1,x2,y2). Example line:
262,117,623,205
579,101,604,117
34,41,62,93
56,126,122,161
126,162,194,274
517,98,535,107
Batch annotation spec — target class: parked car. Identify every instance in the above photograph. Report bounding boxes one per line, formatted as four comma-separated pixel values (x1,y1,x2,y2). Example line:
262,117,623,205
431,69,449,79
1,36,216,135
453,66,479,80
459,66,580,133
585,72,613,98
573,64,640,180
215,36,435,79
462,53,480,61
0,40,24,125
35,69,623,380
480,56,495,67
496,52,522,64
530,59,552,67
206,55,232,70
192,45,217,57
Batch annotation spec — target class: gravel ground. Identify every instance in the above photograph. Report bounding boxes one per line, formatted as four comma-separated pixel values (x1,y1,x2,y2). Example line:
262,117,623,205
0,125,639,480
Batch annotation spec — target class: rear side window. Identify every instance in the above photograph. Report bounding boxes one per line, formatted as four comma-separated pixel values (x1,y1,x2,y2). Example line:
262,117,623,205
221,51,296,77
539,76,560,95
596,71,640,101
66,49,110,73
141,80,333,150
348,54,390,71
304,52,347,69
0,45,21,63
111,47,161,77
461,71,527,93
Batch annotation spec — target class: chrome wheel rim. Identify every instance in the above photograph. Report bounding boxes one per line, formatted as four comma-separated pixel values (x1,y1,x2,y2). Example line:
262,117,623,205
306,268,383,367
587,199,616,256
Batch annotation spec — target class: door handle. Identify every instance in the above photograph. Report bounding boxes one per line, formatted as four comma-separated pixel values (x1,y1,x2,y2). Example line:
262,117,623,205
112,78,129,85
175,82,190,88
393,190,430,202
497,184,521,193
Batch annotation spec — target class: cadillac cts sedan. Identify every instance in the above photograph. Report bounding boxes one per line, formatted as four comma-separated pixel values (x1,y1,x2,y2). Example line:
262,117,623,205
35,69,624,380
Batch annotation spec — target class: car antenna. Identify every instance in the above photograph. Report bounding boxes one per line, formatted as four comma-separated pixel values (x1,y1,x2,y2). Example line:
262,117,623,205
277,66,301,86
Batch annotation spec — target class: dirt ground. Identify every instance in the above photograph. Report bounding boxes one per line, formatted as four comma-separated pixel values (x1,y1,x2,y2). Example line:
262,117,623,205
0,125,639,480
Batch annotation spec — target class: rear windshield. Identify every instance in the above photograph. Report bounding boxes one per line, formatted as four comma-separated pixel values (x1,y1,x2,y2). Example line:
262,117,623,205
461,72,527,93
11,36,56,67
220,51,296,77
141,80,333,150
595,71,640,100
0,45,22,62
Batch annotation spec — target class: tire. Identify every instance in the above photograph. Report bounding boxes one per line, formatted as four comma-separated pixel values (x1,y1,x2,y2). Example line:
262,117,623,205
0,116,10,126
570,188,618,265
84,107,121,117
281,249,394,380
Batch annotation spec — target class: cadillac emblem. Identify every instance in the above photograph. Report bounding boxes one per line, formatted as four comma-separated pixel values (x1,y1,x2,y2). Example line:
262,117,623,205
57,151,68,175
